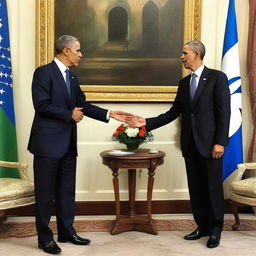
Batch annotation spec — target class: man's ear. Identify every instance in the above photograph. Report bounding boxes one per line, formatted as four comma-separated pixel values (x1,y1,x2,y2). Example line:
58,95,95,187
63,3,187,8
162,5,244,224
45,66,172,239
196,51,202,60
63,47,69,56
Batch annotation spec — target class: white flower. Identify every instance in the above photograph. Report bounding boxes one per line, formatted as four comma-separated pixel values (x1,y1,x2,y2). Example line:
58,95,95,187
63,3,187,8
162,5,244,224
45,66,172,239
125,127,139,137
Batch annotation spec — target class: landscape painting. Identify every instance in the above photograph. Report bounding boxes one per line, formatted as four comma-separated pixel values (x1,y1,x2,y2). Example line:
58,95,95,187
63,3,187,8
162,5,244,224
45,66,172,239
36,0,201,101
55,0,184,86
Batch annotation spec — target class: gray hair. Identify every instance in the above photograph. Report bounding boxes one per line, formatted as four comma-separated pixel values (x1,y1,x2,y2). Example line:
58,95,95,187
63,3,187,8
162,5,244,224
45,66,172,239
185,40,205,60
55,35,78,55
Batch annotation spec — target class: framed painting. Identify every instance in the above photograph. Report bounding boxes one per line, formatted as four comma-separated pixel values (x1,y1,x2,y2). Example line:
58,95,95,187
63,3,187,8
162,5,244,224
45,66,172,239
36,0,201,102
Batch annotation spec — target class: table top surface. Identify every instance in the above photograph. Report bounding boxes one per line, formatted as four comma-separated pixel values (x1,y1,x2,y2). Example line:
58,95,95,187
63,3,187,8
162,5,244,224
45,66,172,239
100,149,166,160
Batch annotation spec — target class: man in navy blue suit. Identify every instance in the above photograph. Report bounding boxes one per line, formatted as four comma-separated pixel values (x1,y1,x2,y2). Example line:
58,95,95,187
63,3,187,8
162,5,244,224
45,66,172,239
28,35,132,254
128,41,231,249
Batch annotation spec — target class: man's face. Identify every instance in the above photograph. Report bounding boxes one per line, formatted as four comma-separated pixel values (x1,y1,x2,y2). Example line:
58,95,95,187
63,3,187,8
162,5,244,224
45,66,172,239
180,44,199,71
66,40,82,67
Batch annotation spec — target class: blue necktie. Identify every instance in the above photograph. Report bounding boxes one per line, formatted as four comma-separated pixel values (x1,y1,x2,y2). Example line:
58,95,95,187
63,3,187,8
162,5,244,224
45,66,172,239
190,73,197,100
65,69,71,97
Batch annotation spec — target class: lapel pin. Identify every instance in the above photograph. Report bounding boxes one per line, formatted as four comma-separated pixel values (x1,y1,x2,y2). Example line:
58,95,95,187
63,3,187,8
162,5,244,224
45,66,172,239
203,78,207,80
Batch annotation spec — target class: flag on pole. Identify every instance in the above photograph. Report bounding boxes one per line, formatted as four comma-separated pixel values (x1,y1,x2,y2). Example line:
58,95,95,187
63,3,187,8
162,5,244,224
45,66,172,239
221,0,243,181
0,0,19,178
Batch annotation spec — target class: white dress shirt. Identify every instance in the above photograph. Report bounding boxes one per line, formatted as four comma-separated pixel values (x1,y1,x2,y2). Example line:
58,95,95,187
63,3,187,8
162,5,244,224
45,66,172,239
54,57,69,82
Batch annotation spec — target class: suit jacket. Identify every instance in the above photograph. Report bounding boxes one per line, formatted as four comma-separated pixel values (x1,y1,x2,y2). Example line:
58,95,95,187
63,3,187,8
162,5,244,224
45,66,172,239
28,61,108,158
146,66,231,158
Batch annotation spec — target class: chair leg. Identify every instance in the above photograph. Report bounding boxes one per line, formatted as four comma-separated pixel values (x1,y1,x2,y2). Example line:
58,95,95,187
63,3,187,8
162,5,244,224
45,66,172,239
252,206,256,216
0,210,7,223
229,200,240,231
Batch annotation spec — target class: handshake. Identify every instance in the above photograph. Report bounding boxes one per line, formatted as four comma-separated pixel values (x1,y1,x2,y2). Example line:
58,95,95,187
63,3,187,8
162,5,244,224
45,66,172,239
72,107,146,128
109,111,146,128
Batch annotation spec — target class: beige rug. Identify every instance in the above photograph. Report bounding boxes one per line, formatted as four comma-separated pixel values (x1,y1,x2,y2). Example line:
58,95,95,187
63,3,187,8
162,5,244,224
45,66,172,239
2,231,256,256
1,216,256,239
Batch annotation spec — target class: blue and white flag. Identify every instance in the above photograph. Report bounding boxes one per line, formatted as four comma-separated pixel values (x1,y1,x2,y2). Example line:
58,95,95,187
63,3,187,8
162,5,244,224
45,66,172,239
0,0,19,178
221,0,243,181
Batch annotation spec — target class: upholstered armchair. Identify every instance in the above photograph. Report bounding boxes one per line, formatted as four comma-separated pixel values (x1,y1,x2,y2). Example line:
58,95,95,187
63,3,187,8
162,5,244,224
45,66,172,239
0,160,34,222
230,163,256,230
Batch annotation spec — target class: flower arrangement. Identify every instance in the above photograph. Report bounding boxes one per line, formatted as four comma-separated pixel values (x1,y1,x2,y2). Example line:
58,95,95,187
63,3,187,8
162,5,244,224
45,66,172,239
112,123,153,150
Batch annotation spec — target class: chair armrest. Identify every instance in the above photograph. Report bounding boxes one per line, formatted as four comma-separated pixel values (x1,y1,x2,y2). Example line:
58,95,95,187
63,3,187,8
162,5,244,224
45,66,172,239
235,163,256,181
0,160,31,181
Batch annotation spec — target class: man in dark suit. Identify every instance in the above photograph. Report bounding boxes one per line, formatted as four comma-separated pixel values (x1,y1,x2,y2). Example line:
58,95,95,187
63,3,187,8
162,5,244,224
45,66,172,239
28,35,132,254
128,41,230,248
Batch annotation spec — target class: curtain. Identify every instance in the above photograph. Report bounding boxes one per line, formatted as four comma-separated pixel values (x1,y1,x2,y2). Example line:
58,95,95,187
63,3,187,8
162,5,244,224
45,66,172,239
247,0,256,177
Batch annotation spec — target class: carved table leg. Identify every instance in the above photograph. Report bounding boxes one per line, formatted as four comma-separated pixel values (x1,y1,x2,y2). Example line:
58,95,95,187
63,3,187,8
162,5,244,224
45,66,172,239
142,159,158,235
111,168,121,234
128,169,136,217
128,161,158,235
147,166,156,222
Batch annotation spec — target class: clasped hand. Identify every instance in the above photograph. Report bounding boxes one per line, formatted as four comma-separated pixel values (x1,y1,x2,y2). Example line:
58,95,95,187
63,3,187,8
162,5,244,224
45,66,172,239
72,107,83,122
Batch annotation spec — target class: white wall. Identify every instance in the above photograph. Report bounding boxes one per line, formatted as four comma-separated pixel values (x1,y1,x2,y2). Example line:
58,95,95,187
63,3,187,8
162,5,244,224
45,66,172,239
7,0,250,201
8,0,35,167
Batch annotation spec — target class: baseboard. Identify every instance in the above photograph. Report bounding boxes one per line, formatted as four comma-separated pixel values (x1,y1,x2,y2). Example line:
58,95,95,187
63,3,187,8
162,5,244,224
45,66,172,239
6,199,252,216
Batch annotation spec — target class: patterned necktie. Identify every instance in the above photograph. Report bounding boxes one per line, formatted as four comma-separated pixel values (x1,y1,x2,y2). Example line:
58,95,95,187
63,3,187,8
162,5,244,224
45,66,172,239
65,69,71,97
190,73,197,100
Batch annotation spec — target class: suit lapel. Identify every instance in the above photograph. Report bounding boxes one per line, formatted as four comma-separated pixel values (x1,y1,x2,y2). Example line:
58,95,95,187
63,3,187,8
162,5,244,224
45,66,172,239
69,71,76,108
51,61,71,106
191,67,209,108
183,76,191,105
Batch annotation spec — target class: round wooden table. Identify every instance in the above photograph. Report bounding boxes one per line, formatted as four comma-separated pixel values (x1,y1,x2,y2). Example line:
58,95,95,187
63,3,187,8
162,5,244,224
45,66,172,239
100,149,165,235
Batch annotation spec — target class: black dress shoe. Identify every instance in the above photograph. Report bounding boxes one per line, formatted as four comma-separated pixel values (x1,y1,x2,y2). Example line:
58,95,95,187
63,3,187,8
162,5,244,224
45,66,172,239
207,235,220,248
38,240,61,254
58,234,91,245
184,228,209,240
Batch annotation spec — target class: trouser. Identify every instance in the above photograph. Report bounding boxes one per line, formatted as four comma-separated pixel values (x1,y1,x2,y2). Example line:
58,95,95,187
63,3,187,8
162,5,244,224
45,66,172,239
184,137,224,236
33,145,77,242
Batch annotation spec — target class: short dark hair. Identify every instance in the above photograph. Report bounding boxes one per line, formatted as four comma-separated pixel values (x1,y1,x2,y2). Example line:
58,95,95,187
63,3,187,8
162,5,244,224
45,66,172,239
185,40,206,60
54,35,78,55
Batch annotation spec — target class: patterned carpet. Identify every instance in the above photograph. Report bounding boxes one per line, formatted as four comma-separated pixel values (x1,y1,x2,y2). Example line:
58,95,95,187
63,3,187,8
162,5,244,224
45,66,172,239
1,217,256,239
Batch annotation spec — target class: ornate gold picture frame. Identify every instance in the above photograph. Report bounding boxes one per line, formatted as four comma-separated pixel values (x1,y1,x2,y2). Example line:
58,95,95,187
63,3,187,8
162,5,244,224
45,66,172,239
36,0,201,102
